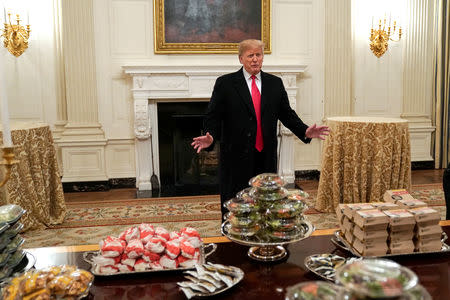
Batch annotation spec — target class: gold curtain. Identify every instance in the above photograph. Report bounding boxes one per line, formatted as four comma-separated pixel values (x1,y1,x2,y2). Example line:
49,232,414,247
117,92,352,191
434,0,450,168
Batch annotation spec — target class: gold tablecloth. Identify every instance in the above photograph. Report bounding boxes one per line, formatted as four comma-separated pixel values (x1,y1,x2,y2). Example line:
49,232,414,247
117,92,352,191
0,122,66,231
315,116,411,212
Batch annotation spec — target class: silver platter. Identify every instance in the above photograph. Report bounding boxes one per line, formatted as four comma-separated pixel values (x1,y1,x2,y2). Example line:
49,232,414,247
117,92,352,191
83,243,217,276
304,253,351,282
182,264,244,298
221,219,315,261
331,230,450,258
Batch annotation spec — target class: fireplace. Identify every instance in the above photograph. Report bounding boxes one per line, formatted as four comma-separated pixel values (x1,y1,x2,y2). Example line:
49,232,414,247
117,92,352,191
158,102,219,196
122,65,306,193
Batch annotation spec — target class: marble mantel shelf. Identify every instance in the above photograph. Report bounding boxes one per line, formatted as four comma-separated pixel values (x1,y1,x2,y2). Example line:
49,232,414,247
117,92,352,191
123,64,307,191
123,65,307,75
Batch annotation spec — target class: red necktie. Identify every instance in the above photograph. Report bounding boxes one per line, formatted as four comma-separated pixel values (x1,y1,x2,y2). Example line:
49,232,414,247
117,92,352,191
251,75,263,152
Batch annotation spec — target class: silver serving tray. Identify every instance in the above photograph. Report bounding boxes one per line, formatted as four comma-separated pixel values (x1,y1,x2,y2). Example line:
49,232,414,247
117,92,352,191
83,243,217,276
221,219,315,247
182,264,244,298
331,230,450,258
304,253,353,282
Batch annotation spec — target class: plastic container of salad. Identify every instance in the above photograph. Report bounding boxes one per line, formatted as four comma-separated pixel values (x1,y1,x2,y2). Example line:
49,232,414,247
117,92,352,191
248,173,285,191
285,281,343,300
2,222,23,239
0,205,25,225
335,258,418,298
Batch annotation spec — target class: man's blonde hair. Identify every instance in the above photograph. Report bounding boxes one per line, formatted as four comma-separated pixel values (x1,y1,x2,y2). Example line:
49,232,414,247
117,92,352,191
238,39,264,56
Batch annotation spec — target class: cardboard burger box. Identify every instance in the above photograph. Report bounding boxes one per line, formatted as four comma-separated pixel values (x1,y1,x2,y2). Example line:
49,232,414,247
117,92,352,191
384,209,416,232
389,230,415,242
336,204,346,224
353,209,389,231
353,238,388,256
353,235,388,247
415,224,442,237
396,199,427,209
389,239,415,254
370,202,401,211
414,238,442,251
418,242,442,252
345,229,354,245
409,207,441,225
353,224,389,241
343,203,375,220
342,216,354,233
339,222,347,236
383,189,416,203
414,230,442,242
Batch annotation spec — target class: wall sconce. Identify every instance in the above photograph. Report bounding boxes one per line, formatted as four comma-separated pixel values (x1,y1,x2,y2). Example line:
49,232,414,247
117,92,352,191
1,10,30,57
369,16,402,58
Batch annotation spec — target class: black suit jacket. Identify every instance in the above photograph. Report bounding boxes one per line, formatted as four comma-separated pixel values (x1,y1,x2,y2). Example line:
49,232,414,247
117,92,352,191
204,68,311,204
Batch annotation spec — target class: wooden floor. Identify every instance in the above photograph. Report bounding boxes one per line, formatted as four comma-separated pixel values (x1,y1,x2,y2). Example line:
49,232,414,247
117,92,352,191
64,169,445,203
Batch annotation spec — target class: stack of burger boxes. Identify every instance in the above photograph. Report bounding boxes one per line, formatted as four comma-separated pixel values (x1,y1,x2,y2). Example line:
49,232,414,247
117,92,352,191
384,209,416,254
409,207,442,252
335,189,442,255
384,189,442,251
337,203,374,245
352,209,390,256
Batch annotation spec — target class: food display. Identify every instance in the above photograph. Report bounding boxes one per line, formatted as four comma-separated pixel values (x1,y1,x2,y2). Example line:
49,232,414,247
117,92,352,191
222,173,314,261
177,263,244,299
336,193,445,256
1,265,94,300
285,281,343,300
335,259,418,298
86,224,211,275
224,173,309,243
0,204,29,284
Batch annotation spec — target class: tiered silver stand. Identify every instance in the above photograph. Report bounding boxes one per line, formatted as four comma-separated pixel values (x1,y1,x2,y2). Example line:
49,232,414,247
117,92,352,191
221,219,315,262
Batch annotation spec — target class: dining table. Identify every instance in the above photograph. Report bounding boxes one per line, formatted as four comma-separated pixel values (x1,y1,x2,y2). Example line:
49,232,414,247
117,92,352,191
23,221,450,300
315,116,411,212
0,122,66,231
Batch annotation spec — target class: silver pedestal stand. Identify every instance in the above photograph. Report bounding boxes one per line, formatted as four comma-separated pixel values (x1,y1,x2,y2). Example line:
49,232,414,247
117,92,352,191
221,220,315,262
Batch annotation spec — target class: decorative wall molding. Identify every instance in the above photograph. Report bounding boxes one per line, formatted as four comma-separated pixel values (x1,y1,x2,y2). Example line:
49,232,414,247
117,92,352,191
123,65,307,190
402,0,436,162
58,0,107,182
324,0,352,117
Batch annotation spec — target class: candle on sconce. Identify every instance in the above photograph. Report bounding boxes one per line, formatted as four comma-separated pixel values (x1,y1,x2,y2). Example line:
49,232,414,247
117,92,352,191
27,10,29,25
371,16,374,29
3,7,5,23
0,57,12,147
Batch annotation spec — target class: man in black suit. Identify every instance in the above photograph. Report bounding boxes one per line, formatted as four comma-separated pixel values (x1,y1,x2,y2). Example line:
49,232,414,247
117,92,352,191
192,39,329,217
443,163,450,219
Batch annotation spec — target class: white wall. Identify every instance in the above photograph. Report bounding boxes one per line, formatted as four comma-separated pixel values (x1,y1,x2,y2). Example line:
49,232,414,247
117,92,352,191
0,0,59,126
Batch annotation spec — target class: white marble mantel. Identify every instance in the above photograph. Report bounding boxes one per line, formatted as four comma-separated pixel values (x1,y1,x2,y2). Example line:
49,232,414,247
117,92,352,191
122,64,307,191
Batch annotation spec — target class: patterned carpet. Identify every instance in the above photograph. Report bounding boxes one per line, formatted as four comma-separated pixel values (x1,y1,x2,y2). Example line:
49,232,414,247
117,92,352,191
22,184,447,248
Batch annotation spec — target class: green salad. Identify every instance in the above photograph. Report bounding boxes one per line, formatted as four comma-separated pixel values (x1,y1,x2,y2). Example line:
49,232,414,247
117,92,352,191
286,281,340,300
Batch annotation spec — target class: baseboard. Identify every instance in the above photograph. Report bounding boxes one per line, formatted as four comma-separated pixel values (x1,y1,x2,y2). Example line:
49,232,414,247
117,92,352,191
295,170,320,181
63,178,136,192
411,161,435,170
63,163,433,193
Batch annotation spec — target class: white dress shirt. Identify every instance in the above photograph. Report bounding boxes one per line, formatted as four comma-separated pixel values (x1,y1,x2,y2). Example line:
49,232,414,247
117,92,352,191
243,68,261,95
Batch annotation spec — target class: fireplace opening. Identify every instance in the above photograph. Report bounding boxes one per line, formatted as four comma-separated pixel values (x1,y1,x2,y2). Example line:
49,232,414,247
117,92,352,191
157,102,219,196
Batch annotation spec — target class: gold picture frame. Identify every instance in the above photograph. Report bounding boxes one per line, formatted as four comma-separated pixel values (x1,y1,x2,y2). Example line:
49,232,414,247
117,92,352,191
154,0,271,54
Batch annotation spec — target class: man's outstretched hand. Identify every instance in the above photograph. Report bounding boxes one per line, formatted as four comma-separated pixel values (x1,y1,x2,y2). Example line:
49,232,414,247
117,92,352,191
191,132,214,153
305,124,330,140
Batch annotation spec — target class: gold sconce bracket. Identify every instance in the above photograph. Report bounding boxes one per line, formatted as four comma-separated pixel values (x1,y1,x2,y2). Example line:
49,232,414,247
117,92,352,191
369,17,402,58
2,13,30,57
0,147,19,187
